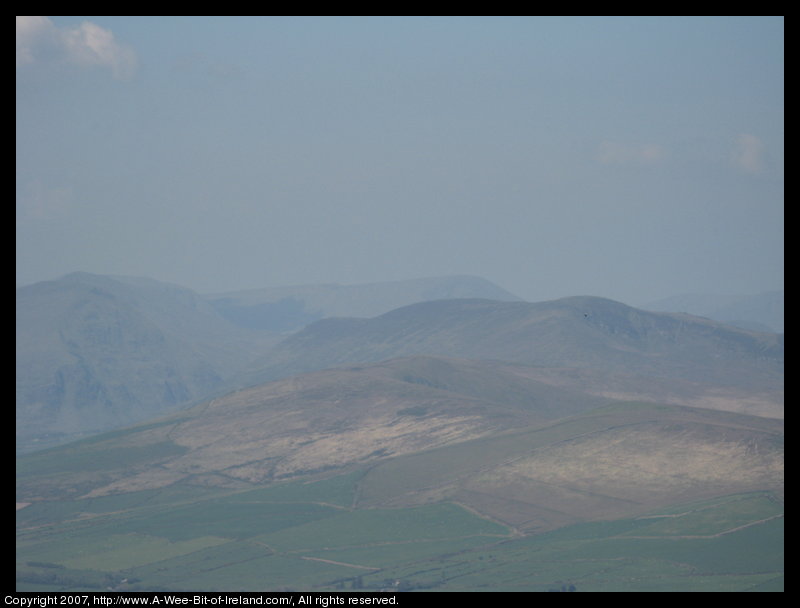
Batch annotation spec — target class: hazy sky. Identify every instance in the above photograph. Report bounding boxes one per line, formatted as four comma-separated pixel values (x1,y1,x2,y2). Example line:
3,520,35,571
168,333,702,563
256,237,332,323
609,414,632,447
16,16,784,305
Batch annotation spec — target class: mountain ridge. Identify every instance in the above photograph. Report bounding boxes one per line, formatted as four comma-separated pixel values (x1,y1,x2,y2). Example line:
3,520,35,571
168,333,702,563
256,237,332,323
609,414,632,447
240,296,783,402
641,290,784,333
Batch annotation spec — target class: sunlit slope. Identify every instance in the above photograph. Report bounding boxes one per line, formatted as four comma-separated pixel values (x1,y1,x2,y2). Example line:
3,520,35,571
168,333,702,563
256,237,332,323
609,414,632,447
18,396,783,536
17,444,783,592
16,356,611,501
356,402,783,532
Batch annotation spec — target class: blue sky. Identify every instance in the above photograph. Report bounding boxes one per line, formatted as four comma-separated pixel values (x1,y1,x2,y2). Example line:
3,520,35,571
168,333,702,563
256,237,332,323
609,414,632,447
16,16,783,304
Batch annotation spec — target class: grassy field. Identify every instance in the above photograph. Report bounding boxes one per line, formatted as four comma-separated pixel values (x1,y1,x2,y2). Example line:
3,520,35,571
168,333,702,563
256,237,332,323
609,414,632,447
16,466,783,592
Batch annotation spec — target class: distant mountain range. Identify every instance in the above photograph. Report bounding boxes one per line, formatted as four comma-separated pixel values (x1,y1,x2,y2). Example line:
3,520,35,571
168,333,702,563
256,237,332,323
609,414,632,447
16,273,783,455
204,275,522,333
240,296,783,404
15,273,522,452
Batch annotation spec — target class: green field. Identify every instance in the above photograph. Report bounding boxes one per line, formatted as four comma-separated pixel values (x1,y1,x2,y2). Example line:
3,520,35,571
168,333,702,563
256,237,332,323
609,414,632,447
16,467,783,592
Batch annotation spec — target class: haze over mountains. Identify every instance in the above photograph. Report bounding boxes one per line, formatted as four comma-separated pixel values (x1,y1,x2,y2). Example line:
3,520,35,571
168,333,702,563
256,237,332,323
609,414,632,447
16,271,784,591
16,272,784,454
17,282,784,511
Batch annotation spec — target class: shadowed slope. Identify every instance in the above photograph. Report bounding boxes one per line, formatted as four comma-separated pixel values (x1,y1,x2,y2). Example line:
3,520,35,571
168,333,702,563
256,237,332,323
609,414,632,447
16,273,279,451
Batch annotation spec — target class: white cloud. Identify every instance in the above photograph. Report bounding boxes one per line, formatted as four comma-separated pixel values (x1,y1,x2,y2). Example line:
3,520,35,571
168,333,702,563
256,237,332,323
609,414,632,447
731,133,767,175
16,16,137,79
596,141,666,166
16,16,56,67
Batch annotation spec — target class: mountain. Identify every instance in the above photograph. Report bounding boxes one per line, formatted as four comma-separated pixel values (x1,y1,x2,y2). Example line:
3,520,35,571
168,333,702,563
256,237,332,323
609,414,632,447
204,275,522,333
16,273,279,453
239,296,783,417
641,290,784,333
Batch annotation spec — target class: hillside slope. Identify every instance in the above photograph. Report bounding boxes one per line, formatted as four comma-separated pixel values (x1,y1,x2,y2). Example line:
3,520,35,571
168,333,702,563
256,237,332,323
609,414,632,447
17,387,783,539
358,401,783,532
16,356,610,500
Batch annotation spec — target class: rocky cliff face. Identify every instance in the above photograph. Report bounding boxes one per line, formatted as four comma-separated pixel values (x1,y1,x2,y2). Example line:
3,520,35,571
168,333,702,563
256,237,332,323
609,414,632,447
16,273,278,451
